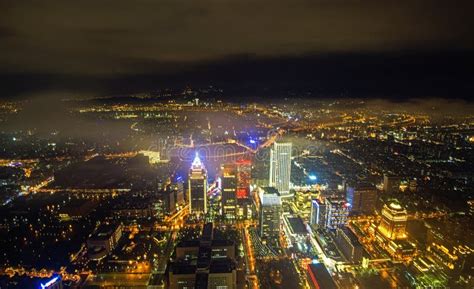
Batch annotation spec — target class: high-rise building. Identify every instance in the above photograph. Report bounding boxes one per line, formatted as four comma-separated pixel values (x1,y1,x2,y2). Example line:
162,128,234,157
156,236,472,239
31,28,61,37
383,174,400,193
325,197,349,230
221,164,237,220
169,223,237,289
346,183,378,215
294,189,318,221
188,153,208,215
378,200,407,240
259,192,282,243
335,227,365,263
236,159,251,199
269,142,292,195
167,180,185,207
153,188,176,219
310,198,326,227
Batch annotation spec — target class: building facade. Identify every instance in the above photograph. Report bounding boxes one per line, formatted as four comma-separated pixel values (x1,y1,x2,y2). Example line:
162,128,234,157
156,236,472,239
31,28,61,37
346,183,378,215
383,174,400,193
259,192,282,243
336,227,364,263
325,197,349,230
188,153,208,216
221,164,237,220
310,199,326,228
269,142,292,195
378,200,408,240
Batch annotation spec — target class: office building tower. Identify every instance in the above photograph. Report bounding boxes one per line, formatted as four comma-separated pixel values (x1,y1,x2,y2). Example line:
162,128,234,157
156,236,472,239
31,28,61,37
259,192,282,243
335,227,364,263
383,174,400,193
236,159,251,199
325,197,349,230
378,200,407,240
269,142,292,195
346,183,378,215
169,223,237,289
167,180,185,207
188,153,208,215
310,198,326,227
153,188,176,219
221,164,237,220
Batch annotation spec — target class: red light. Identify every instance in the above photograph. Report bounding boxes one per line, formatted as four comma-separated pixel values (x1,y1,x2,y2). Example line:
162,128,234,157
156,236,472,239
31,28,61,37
237,188,248,199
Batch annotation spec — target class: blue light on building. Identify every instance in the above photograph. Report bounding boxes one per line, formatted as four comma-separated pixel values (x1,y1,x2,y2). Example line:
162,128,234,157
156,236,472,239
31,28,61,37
40,276,61,289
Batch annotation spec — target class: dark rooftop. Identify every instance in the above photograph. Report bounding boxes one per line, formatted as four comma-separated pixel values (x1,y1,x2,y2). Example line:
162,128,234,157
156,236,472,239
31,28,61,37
211,239,234,247
339,227,362,246
307,263,337,289
210,258,236,274
90,223,120,240
177,240,200,248
171,263,196,275
201,222,214,243
195,273,209,289
287,216,308,235
197,246,212,269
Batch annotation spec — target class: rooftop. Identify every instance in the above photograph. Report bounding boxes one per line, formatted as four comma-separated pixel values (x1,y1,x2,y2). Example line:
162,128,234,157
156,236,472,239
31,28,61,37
338,227,362,246
307,263,337,289
210,258,236,273
260,192,281,206
287,216,308,235
90,223,120,240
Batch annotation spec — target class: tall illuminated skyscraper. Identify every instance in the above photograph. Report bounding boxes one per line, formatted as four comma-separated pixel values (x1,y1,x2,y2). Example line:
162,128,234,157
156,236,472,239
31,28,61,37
188,153,207,215
221,164,237,220
269,142,292,195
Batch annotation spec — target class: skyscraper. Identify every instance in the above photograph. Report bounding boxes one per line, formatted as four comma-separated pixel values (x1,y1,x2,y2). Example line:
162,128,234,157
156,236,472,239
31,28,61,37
221,164,237,220
269,142,292,195
310,198,326,227
188,153,208,215
236,159,251,199
259,192,282,244
346,183,378,215
325,197,350,230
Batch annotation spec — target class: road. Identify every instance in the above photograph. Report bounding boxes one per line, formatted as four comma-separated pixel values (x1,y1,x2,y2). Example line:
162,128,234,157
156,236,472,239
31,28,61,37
241,223,259,289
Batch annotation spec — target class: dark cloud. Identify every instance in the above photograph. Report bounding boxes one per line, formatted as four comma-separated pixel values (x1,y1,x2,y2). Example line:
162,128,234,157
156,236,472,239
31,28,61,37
0,0,473,76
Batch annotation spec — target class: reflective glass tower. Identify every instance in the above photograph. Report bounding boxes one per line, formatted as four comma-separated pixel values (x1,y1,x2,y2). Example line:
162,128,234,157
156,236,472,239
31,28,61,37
269,142,292,195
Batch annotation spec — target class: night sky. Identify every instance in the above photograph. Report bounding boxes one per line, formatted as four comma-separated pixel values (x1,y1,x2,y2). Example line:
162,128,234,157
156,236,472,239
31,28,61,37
1,0,473,98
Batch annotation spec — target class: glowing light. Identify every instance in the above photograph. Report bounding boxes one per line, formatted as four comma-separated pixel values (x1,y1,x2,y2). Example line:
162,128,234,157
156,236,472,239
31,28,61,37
192,152,202,167
389,202,402,210
308,175,317,181
40,277,59,289
311,259,319,264
249,139,256,144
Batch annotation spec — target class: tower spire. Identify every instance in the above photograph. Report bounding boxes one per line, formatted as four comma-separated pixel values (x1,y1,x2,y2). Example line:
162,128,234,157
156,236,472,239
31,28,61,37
192,152,203,168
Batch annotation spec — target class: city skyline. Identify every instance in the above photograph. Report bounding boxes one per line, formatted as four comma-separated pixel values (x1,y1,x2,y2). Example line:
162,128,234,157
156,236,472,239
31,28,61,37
0,1,473,289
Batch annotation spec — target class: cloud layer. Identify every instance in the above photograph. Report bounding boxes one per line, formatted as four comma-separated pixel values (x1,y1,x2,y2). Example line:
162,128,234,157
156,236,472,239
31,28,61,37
1,0,473,75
